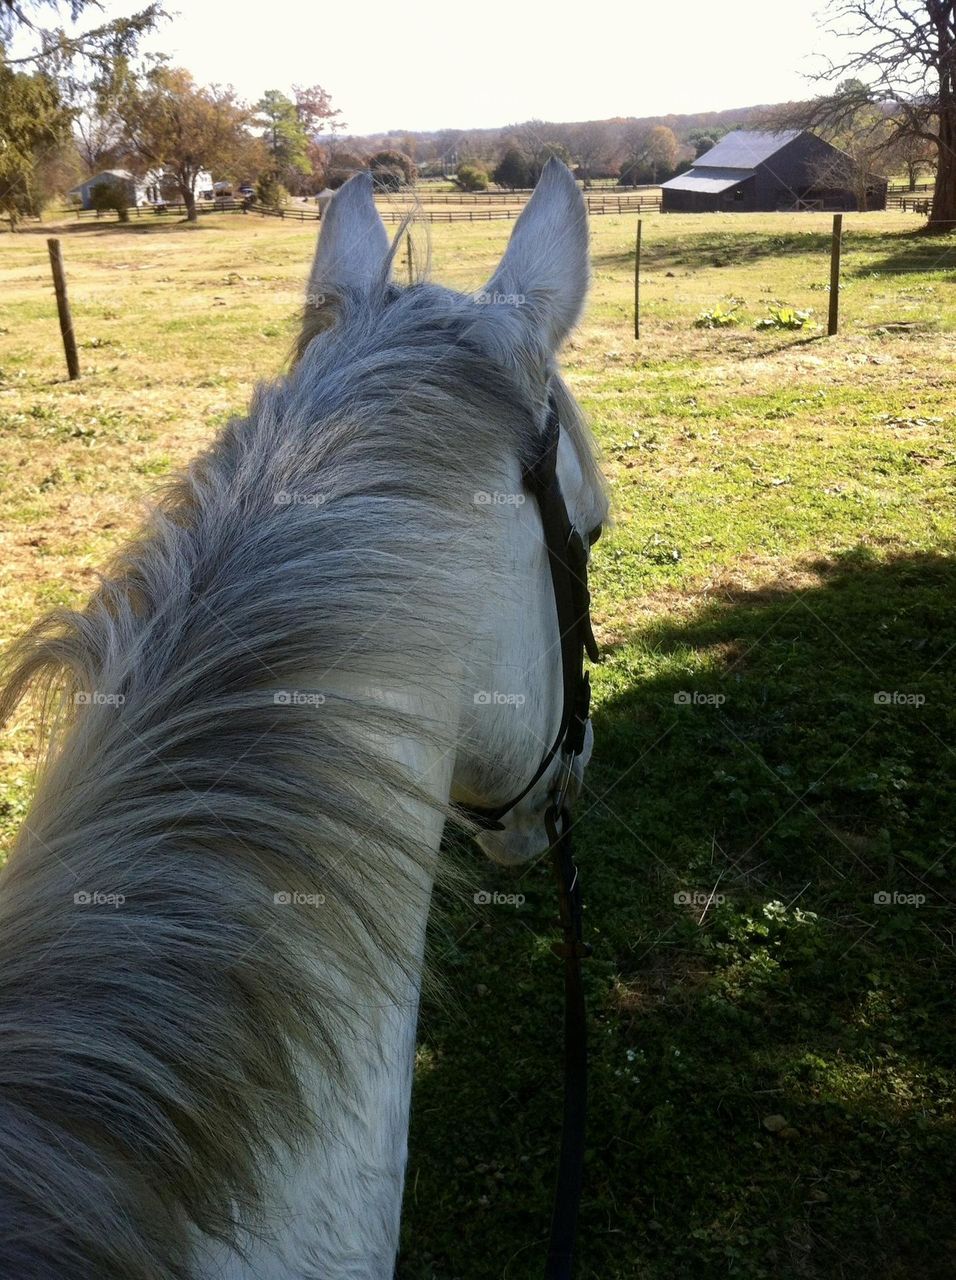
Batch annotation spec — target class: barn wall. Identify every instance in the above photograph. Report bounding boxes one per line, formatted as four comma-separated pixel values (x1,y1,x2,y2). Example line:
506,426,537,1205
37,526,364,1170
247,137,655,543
662,177,756,213
753,134,822,209
661,188,700,212
754,134,887,211
717,179,758,212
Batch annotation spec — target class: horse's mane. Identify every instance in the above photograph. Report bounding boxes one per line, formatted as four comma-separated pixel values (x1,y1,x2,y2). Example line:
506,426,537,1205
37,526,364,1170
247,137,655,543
0,277,605,1279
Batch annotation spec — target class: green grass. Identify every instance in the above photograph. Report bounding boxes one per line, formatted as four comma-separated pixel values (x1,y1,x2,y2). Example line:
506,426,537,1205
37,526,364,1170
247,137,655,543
2,209,956,1278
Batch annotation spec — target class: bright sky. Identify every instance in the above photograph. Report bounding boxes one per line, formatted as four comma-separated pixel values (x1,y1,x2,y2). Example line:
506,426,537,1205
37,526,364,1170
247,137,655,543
89,0,839,135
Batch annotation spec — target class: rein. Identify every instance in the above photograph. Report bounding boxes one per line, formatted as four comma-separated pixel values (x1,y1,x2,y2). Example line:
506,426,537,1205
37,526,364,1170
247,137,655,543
461,393,599,1280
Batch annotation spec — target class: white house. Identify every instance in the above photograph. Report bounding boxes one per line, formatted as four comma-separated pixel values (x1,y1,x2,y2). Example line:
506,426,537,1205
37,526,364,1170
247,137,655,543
68,168,215,209
140,169,215,203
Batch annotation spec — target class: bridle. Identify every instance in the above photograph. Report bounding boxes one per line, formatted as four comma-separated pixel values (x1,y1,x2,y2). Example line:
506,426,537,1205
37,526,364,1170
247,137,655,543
460,391,600,1280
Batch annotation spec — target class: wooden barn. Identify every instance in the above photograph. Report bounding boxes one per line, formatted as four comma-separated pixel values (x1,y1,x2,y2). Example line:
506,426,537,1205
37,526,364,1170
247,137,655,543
661,130,887,213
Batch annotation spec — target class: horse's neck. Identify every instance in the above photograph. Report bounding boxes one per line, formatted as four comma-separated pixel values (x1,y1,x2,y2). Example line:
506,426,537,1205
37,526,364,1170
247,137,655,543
195,686,457,1280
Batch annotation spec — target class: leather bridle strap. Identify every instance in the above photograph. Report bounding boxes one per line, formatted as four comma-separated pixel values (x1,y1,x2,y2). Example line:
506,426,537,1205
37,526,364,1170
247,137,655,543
543,802,591,1280
459,392,598,1279
462,396,598,831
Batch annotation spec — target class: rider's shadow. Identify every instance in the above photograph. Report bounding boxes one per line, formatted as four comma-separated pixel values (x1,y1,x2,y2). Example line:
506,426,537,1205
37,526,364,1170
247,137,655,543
406,546,956,1280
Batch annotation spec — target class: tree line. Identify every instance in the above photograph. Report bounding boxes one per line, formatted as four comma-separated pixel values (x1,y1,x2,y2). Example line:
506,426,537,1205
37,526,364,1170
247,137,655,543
2,0,953,231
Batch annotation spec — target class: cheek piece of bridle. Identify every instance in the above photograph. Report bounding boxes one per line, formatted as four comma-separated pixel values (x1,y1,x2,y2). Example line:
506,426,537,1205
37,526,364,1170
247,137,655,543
459,393,600,1280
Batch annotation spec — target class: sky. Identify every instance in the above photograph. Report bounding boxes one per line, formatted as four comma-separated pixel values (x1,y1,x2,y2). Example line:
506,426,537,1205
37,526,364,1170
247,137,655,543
86,0,843,135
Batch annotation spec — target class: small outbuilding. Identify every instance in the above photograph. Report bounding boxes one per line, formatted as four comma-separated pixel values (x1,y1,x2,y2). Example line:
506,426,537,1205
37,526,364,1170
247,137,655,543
68,170,140,210
661,130,887,213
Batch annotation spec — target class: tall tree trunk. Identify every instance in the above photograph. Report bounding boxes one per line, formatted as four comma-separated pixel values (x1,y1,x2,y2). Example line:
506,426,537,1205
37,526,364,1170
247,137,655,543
929,118,956,231
182,182,197,223
928,12,956,232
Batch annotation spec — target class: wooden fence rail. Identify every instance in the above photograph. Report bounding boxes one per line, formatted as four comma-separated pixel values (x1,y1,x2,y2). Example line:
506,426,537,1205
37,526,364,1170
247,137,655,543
886,180,934,196
58,195,662,224
409,184,661,204
898,197,933,215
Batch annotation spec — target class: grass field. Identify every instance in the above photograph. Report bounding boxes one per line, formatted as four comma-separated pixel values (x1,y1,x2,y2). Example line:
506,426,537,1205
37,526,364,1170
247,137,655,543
1,209,955,1279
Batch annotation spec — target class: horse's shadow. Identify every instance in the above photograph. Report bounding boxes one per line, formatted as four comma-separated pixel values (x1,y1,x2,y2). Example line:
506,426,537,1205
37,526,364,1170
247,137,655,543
404,547,956,1280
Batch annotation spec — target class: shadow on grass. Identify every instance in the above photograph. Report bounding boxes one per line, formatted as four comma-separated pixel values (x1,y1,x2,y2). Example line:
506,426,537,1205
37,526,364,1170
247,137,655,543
852,227,956,280
403,546,956,1280
737,332,826,358
592,229,840,275
592,226,956,285
18,217,227,237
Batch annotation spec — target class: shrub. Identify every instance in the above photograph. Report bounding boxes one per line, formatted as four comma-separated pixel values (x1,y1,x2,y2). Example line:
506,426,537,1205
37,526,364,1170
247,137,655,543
255,173,290,211
755,307,813,331
368,150,416,191
326,151,368,189
694,303,741,329
90,179,130,222
493,147,532,190
454,163,489,192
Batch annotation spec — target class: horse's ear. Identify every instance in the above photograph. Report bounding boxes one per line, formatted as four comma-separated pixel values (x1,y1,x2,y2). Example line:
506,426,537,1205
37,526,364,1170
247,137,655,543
306,172,389,304
477,159,588,353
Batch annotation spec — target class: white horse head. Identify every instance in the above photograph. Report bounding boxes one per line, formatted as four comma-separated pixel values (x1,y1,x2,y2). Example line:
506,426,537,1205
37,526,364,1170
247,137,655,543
305,160,608,866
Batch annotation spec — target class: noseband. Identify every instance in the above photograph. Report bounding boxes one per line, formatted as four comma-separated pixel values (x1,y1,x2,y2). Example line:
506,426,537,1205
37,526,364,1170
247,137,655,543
460,392,599,1280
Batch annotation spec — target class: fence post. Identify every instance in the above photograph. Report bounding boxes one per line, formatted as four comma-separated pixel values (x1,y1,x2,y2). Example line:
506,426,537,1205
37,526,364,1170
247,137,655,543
47,237,80,380
634,218,643,340
828,214,843,336
406,234,414,284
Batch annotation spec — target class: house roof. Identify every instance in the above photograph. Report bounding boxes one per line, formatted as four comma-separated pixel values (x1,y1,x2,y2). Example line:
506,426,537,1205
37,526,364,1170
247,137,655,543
694,130,803,170
68,169,134,194
661,166,754,194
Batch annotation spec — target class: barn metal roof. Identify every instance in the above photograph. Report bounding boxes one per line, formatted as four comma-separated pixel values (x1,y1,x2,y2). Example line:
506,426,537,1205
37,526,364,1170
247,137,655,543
661,167,754,194
693,130,803,170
